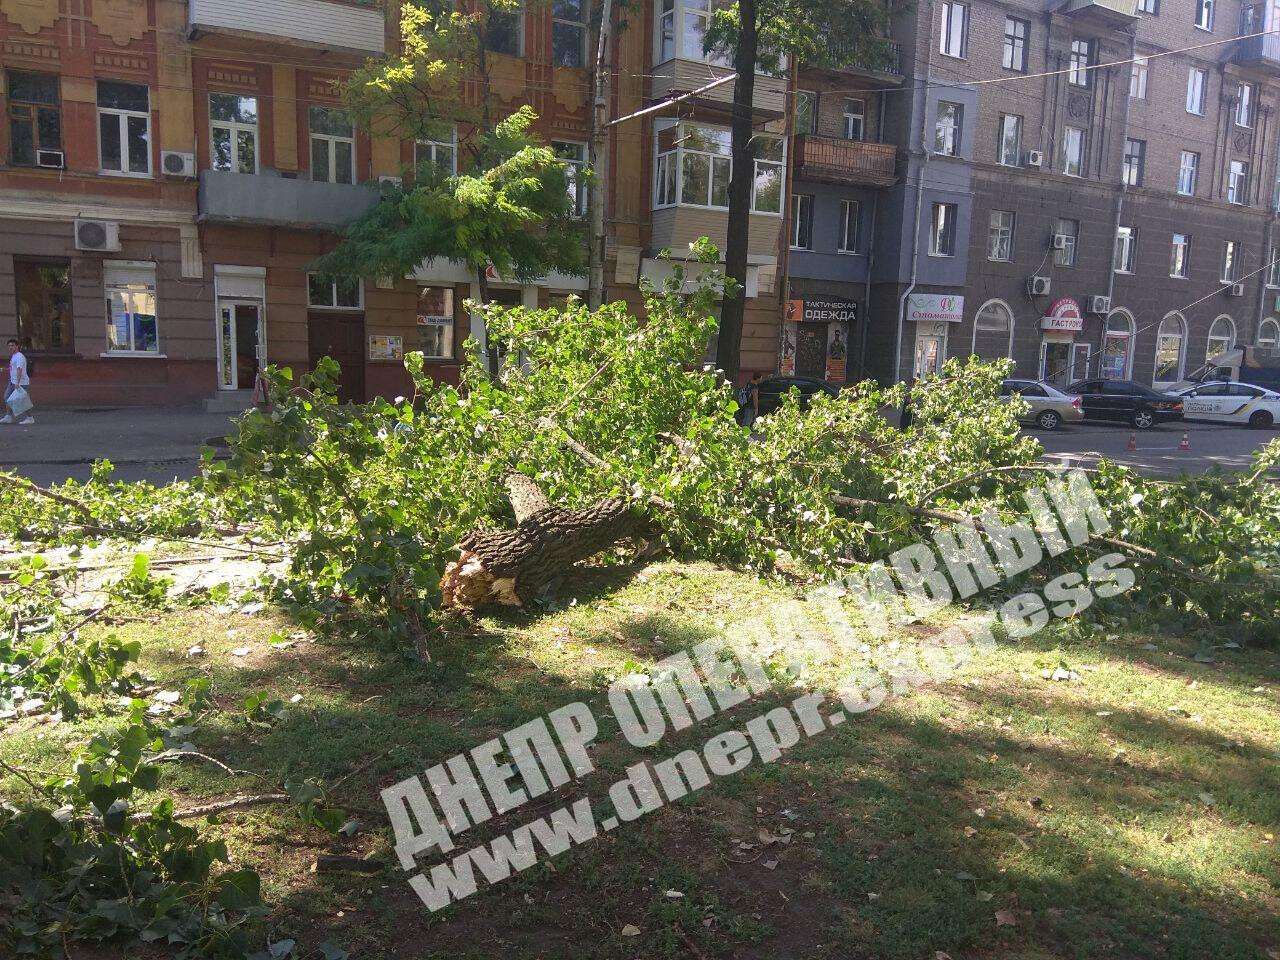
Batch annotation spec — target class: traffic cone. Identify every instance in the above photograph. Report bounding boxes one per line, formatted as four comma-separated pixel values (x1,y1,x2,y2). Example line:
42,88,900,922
1179,430,1191,452
1126,431,1137,452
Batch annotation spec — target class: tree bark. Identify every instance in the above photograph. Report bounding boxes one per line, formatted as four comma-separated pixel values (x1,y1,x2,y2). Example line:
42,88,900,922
714,0,758,387
441,474,650,610
476,265,499,380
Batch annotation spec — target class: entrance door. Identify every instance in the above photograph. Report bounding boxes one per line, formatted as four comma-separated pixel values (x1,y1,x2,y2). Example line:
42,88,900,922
795,323,827,378
913,333,943,379
217,300,264,390
1040,340,1075,388
308,311,366,403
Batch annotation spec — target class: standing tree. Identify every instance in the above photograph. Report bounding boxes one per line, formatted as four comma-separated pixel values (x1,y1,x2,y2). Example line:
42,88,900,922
706,0,897,384
315,1,586,378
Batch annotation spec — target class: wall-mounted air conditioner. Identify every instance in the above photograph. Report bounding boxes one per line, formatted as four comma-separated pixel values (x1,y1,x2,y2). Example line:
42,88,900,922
1228,282,1245,297
73,219,121,252
378,175,403,188
1089,295,1111,314
160,151,196,178
1027,275,1051,296
1025,150,1044,168
1052,233,1069,250
36,149,64,169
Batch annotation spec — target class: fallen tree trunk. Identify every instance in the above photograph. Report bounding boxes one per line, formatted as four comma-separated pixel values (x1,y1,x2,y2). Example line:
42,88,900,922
441,474,651,610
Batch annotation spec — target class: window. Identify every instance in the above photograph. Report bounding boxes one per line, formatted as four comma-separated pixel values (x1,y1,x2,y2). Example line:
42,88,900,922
751,136,785,214
659,0,675,60
1114,226,1136,273
309,106,354,184
1102,311,1134,379
842,98,865,141
988,210,1015,261
97,80,150,176
930,202,958,256
790,194,814,249
654,122,783,213
1268,246,1280,287
307,274,363,309
1178,151,1199,196
7,71,61,167
1257,317,1280,354
997,114,1022,166
486,2,523,56
1130,57,1148,99
1236,82,1256,127
415,126,458,177
1123,138,1145,186
838,199,861,253
1207,316,1236,360
1186,68,1207,114
1062,125,1084,177
416,286,455,359
1002,17,1027,71
1137,0,1158,13
655,145,677,206
552,0,587,67
1229,160,1250,204
940,0,967,58
1154,315,1185,383
209,93,257,174
553,140,588,217
1195,0,1214,29
1170,233,1191,278
1055,218,1079,267
974,301,1013,358
104,262,159,354
680,0,730,65
1222,240,1239,282
795,90,817,135
1068,39,1092,87
14,259,72,351
934,101,962,156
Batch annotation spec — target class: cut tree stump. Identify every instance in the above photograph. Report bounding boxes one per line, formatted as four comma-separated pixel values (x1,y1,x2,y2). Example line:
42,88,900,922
441,474,651,610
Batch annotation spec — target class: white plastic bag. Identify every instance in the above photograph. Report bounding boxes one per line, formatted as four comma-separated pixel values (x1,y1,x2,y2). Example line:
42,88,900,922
7,386,32,417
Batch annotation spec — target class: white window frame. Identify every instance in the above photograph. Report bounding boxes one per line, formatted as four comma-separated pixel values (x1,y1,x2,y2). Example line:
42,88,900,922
653,121,784,215
209,92,258,175
1207,316,1236,360
97,81,151,178
1130,57,1148,99
988,209,1015,261
1195,0,1214,30
103,261,161,356
551,0,588,68
1186,67,1207,115
1236,82,1256,128
940,0,967,59
1178,150,1199,196
1229,160,1250,205
790,193,814,249
1062,125,1084,177
309,106,355,185
1123,138,1145,187
838,199,861,254
1002,17,1027,72
1170,233,1191,278
1068,39,1092,87
1055,218,1079,267
415,126,458,176
306,273,364,310
842,98,865,141
934,101,963,156
1268,247,1280,287
1257,317,1280,351
930,202,958,257
552,139,588,218
998,113,1022,166
971,299,1015,358
1222,240,1239,282
1114,226,1136,274
1154,314,1186,384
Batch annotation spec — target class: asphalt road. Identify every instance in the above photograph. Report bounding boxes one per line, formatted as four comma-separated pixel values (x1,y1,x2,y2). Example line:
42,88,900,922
1032,417,1280,476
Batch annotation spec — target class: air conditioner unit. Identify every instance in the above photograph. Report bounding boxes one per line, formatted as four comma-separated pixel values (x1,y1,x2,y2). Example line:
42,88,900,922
73,219,121,253
35,149,64,169
1027,275,1051,297
1228,282,1245,297
160,150,196,178
1025,149,1044,168
1052,233,1069,250
1089,295,1111,315
378,175,403,188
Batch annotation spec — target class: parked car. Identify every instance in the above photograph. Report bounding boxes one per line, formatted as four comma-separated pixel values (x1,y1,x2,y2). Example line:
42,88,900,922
1064,379,1183,429
1174,380,1280,428
998,379,1083,431
754,375,840,416
1171,346,1280,394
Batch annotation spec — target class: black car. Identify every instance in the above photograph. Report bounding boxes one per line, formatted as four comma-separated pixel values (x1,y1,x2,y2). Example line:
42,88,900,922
1064,379,1183,429
754,375,840,416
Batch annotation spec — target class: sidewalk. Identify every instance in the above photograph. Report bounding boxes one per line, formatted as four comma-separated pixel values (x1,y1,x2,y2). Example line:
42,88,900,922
0,407,239,485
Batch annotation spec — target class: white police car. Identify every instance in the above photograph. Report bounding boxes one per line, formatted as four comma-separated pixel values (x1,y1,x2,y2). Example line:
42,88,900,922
1175,381,1280,428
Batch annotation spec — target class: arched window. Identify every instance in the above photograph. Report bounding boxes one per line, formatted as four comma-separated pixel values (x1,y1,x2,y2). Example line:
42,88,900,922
1154,313,1186,384
1206,316,1236,362
1258,318,1280,356
1101,309,1134,379
970,299,1014,360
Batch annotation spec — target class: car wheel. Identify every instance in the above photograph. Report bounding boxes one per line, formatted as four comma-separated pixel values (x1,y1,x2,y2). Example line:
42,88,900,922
1036,410,1061,431
1132,409,1156,430
1249,410,1274,429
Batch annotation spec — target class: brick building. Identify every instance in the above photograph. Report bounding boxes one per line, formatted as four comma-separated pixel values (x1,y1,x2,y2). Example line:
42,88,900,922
0,0,790,408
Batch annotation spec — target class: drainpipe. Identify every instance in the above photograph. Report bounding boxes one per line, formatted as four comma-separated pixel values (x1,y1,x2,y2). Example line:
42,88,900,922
1100,30,1138,375
893,0,934,383
861,190,879,378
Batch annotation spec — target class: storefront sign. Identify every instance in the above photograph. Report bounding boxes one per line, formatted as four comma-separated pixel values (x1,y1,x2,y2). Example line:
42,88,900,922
368,334,404,361
907,293,964,323
1041,297,1084,332
787,297,858,325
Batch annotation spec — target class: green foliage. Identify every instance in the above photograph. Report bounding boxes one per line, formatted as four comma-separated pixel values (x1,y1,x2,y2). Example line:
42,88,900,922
705,0,900,75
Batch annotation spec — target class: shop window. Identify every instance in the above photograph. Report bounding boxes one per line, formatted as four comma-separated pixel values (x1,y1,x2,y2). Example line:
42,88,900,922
104,262,159,354
972,299,1013,359
416,286,455,359
1206,316,1236,360
1102,311,1133,379
1257,318,1280,355
307,273,363,309
7,71,61,168
14,259,72,352
309,106,355,185
210,93,258,174
98,80,150,176
1154,314,1186,383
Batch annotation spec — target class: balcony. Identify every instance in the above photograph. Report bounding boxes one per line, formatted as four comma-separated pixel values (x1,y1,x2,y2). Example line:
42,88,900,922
826,39,904,80
1232,8,1280,72
188,0,385,56
1058,0,1140,27
198,170,381,230
793,137,897,188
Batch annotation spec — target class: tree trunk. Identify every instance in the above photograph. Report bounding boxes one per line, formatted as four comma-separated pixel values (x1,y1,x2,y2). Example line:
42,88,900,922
587,0,614,310
714,0,758,387
441,474,649,610
476,265,499,380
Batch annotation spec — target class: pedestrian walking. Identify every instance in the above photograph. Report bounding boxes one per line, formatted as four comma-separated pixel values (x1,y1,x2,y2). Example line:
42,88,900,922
737,372,761,428
2,338,33,425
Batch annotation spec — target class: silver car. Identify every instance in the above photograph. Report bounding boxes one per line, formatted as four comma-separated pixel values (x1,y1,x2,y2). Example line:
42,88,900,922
999,379,1084,431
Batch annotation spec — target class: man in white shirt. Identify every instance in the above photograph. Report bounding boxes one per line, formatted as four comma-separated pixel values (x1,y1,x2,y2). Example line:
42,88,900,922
2,338,33,424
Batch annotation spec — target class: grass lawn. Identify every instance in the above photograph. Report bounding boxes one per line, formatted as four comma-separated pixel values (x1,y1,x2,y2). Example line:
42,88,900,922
2,561,1277,959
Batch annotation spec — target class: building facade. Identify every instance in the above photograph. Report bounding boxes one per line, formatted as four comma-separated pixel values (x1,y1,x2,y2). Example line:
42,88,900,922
0,0,789,408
